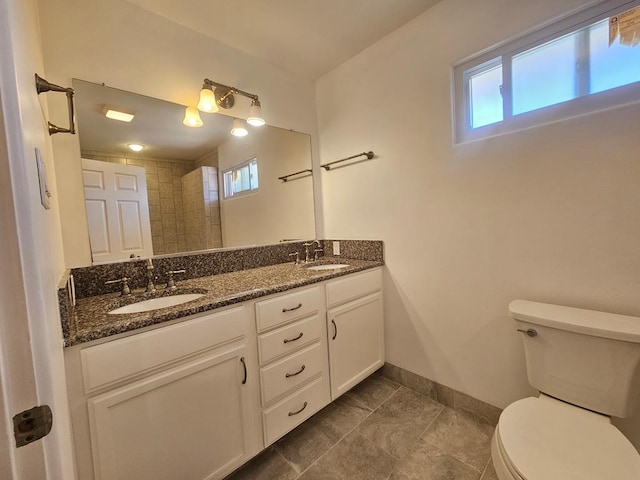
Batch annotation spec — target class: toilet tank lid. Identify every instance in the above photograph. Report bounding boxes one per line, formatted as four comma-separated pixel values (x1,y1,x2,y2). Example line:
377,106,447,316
509,300,640,343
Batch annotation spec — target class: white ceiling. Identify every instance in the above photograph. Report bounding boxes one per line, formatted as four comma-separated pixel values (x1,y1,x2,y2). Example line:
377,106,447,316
126,0,441,80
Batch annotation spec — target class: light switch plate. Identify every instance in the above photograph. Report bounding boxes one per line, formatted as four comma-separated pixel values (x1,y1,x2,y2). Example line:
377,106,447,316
35,148,51,210
332,241,340,255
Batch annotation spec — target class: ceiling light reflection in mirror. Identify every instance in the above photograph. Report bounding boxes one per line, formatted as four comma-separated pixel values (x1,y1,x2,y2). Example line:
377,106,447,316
72,79,315,264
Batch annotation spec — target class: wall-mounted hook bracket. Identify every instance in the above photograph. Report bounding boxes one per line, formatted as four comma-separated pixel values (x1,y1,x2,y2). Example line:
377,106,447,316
35,74,76,135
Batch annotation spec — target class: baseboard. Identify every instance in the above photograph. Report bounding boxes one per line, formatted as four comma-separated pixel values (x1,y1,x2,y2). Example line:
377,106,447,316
380,362,502,426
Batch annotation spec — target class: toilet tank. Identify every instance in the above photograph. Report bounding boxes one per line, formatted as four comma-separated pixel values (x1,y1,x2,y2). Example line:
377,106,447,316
509,300,640,418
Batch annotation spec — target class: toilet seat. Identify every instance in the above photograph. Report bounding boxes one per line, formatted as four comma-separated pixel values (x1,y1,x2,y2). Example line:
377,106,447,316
495,395,640,480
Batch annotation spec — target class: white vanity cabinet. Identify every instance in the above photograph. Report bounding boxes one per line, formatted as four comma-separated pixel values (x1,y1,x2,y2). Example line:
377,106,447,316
66,305,263,480
326,268,384,400
255,285,331,446
65,266,384,479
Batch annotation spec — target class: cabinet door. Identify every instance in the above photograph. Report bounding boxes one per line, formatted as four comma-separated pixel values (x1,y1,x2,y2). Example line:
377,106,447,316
327,292,384,400
88,345,257,480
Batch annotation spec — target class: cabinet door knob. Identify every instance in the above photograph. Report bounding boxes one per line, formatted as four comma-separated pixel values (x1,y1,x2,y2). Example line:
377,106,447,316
283,332,304,344
282,303,303,313
331,319,337,340
285,365,306,378
288,401,308,417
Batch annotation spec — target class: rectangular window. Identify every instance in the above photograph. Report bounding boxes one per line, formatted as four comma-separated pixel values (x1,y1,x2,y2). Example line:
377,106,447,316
222,157,259,199
454,0,640,143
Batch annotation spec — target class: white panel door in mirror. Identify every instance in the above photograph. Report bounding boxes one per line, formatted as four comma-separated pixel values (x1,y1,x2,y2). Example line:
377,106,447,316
82,158,153,263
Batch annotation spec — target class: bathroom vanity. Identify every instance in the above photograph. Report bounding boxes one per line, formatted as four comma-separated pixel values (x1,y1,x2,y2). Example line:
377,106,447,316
62,257,384,480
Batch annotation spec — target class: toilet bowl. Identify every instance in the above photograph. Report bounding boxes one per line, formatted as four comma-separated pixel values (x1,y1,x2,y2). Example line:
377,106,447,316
492,300,640,480
491,395,640,480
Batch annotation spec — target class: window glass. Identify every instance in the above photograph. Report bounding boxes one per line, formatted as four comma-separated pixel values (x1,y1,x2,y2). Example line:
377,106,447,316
222,158,259,198
512,33,578,115
590,19,640,93
469,63,503,128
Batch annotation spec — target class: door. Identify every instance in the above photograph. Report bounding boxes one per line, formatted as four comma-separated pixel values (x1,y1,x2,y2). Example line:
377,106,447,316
82,158,153,263
88,345,255,480
0,129,46,478
327,292,385,399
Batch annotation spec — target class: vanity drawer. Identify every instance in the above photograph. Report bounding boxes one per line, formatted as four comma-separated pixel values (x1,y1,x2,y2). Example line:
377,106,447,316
326,268,382,308
256,286,321,332
260,342,324,405
81,305,247,393
258,314,321,365
262,376,328,446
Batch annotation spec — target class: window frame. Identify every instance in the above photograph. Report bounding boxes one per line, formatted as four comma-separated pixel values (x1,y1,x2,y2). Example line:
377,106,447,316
221,156,259,200
453,0,640,143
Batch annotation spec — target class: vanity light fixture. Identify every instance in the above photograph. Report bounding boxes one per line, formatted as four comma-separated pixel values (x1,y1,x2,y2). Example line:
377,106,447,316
183,106,203,128
186,78,265,132
127,143,145,152
102,105,135,122
230,118,248,137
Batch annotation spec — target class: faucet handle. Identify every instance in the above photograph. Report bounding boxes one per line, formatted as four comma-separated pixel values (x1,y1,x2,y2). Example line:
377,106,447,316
105,277,131,296
166,269,186,289
288,252,300,265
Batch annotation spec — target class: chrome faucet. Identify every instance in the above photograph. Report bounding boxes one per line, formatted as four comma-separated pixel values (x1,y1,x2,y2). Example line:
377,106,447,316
145,258,156,293
303,240,321,263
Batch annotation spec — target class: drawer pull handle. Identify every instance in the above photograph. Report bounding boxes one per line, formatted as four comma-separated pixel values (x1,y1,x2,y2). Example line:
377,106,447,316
240,357,247,385
283,332,304,344
285,365,306,378
288,401,308,417
331,319,337,340
282,303,303,313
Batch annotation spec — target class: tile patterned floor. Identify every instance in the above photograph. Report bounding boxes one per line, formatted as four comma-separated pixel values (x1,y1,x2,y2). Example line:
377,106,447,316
226,373,499,480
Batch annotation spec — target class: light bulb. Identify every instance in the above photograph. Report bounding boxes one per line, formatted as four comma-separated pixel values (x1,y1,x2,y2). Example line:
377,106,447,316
183,106,203,127
127,144,144,152
231,118,248,137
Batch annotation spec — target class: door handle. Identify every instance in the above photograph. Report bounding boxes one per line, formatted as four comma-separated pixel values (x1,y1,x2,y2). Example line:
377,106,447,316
331,319,337,340
240,357,247,384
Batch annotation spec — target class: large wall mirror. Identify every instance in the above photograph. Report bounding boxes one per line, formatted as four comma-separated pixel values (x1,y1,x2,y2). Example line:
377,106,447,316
72,79,315,264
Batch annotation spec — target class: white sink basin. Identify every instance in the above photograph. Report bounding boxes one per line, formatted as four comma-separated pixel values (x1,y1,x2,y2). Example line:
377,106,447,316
108,294,205,315
305,264,350,271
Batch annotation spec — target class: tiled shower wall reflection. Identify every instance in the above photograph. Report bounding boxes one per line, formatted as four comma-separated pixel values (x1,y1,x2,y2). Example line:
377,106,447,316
81,150,219,255
182,166,222,251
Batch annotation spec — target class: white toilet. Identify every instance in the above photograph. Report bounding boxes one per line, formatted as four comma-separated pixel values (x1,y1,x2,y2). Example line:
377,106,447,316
492,300,640,480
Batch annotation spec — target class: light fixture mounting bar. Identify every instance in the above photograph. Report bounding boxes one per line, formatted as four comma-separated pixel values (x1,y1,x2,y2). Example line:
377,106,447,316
203,78,259,103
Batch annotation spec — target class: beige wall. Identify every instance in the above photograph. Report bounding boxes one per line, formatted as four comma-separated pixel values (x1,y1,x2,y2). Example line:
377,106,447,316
317,0,640,448
38,0,320,267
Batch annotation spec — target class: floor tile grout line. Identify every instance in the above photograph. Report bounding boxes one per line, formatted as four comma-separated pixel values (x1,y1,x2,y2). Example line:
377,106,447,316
480,455,494,479
292,383,400,478
381,401,447,480
272,445,303,477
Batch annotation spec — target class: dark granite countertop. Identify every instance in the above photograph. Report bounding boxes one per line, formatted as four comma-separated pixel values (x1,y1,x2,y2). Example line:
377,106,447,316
64,258,383,347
